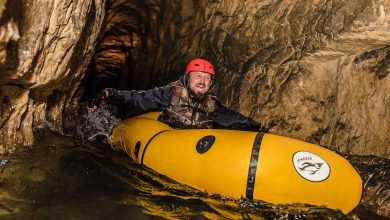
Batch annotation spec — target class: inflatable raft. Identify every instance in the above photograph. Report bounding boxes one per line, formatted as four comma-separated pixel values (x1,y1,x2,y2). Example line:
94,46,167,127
111,112,362,213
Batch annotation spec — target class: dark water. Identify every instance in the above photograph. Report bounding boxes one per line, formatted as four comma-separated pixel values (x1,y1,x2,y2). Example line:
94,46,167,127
0,105,388,220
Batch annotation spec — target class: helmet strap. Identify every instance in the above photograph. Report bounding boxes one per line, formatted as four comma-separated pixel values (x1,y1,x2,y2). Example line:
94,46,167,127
207,80,216,94
180,74,190,88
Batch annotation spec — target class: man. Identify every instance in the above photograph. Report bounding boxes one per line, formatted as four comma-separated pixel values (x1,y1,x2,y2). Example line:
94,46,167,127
90,58,266,132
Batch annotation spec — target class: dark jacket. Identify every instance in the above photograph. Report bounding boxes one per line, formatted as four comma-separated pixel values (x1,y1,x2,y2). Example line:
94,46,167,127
104,80,262,131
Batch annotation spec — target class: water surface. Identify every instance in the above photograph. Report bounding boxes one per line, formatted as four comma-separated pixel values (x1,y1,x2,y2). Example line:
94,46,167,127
0,106,388,219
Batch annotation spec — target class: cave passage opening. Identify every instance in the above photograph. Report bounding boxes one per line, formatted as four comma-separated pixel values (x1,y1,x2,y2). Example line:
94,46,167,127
82,0,196,102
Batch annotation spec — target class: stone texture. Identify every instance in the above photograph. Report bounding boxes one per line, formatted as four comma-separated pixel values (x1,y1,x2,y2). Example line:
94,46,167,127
0,0,106,153
197,0,390,158
1,1,390,158
0,0,5,19
85,0,390,158
347,155,390,218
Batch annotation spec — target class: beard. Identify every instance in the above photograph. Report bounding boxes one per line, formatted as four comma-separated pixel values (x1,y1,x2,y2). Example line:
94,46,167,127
189,86,208,101
193,93,207,101
187,79,212,101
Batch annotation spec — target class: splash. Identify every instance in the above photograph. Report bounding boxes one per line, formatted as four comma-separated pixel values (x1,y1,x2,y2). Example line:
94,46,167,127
63,102,120,150
0,159,8,167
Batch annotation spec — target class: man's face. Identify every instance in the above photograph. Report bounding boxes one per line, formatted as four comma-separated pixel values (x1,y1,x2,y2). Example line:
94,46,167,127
188,71,212,96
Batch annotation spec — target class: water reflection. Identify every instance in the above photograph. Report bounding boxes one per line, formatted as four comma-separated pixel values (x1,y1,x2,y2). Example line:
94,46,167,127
0,104,388,219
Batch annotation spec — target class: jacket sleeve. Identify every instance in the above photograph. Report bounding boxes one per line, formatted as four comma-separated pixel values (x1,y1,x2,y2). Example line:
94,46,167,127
210,99,262,132
105,86,171,116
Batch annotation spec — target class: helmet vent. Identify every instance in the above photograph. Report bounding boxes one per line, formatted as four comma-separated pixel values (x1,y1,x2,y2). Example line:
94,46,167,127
185,59,215,75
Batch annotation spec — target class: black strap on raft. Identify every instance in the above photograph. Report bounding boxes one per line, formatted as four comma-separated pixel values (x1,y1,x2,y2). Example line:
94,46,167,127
134,141,141,159
141,130,169,165
246,132,264,200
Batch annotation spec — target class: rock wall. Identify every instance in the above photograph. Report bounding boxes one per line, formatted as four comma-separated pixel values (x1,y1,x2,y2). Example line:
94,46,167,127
89,0,390,157
0,0,389,158
0,0,105,153
0,0,5,18
200,0,390,158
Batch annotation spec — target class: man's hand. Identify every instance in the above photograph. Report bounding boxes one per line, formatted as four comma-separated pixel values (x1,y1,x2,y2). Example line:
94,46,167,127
87,89,109,110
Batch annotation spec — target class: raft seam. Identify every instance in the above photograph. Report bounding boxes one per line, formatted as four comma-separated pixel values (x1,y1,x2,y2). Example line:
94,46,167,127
141,130,169,165
246,132,264,200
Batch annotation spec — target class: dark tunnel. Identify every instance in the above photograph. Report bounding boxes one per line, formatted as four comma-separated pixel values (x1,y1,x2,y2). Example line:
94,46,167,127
82,0,198,101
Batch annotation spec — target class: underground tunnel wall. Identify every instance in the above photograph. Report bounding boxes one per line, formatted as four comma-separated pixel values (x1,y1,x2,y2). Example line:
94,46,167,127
0,0,389,158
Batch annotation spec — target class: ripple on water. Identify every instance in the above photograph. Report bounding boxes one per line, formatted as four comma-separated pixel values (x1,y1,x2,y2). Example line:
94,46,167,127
0,104,388,219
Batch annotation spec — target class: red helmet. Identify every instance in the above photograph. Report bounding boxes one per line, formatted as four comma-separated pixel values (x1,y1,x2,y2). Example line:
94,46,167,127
185,59,215,75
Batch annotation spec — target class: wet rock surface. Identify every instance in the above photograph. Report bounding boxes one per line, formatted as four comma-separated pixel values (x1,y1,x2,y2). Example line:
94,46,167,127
0,0,389,158
346,154,390,217
0,0,105,153
190,0,390,158
85,0,390,158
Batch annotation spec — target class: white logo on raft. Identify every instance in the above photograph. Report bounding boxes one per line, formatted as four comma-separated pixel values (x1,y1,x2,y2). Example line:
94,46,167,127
292,151,330,182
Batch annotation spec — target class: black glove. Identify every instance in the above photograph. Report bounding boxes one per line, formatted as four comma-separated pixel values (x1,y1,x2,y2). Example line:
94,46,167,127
87,89,109,110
